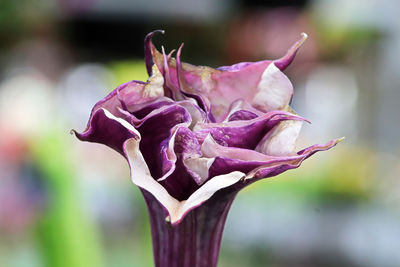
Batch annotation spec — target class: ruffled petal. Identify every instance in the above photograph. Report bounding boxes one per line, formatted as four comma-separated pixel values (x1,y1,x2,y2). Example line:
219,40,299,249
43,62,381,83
133,104,192,179
194,110,308,149
200,134,341,180
251,63,293,112
255,120,303,156
157,127,204,200
118,66,165,112
145,30,165,76
72,108,139,155
123,137,244,225
223,99,264,122
146,31,306,121
247,138,343,180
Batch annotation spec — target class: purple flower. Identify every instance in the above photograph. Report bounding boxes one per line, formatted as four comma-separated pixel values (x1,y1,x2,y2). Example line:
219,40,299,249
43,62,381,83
73,30,340,267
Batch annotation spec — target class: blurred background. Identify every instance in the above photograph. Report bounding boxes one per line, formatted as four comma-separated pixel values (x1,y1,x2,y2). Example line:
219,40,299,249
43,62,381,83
0,0,399,266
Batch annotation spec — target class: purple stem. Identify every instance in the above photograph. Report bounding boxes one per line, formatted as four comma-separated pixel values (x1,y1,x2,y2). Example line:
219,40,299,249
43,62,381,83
142,189,238,267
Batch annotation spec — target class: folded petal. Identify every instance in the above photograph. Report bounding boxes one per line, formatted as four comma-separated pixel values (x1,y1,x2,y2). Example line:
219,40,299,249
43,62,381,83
202,134,305,177
202,134,341,180
123,137,245,225
157,127,204,200
247,138,343,180
256,120,303,156
223,99,264,122
146,31,306,121
251,63,293,112
72,108,140,155
117,66,165,112
194,111,307,149
134,104,192,180
145,30,165,76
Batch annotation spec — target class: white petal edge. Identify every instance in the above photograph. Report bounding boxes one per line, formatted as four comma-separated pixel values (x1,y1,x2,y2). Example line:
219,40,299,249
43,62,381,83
252,63,293,111
124,137,244,224
184,157,215,185
105,108,245,224
103,108,140,135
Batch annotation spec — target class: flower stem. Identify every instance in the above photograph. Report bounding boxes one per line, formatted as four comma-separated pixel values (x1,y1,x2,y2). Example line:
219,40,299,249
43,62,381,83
142,190,237,267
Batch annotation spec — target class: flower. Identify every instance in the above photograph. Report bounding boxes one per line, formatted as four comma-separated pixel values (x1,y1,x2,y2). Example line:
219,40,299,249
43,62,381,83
73,30,340,267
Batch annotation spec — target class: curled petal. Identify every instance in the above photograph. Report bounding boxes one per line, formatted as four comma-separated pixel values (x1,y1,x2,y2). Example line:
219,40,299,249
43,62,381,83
194,111,308,149
85,80,145,125
72,108,139,155
168,127,214,186
118,103,192,180
203,134,306,177
274,32,308,70
201,134,274,162
137,105,191,179
252,63,293,112
145,30,165,76
157,127,204,200
247,138,343,180
217,33,307,72
202,134,341,180
118,66,165,112
126,98,174,120
223,99,264,122
177,99,207,129
256,120,303,156
146,31,306,121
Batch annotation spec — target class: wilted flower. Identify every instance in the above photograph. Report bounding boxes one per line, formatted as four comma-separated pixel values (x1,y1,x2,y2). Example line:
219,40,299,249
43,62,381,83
73,30,340,267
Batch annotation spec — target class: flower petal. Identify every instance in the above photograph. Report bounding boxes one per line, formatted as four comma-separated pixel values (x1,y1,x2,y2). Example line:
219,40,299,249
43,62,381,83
202,134,306,177
134,104,192,179
247,138,343,180
194,111,307,149
173,170,244,225
223,99,264,122
146,32,306,122
123,137,245,225
72,108,140,155
251,63,293,111
117,66,165,112
202,135,341,180
145,30,165,76
255,120,303,156
157,127,209,200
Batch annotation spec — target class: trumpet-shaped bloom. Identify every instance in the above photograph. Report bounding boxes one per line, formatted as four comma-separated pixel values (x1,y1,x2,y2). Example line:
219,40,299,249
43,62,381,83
73,31,340,267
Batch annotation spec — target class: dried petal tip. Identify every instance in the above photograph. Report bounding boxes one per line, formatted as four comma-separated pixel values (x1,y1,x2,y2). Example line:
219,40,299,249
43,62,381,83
336,136,346,143
145,30,165,75
274,32,308,70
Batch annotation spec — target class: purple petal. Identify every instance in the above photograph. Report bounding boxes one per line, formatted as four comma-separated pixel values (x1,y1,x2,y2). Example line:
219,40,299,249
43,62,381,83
134,104,192,179
274,33,308,70
117,68,165,113
248,138,342,180
72,108,139,155
222,99,264,122
202,134,341,179
158,127,203,200
146,32,306,122
217,33,307,72
145,30,165,76
128,98,174,119
227,110,259,122
194,111,308,149
124,137,244,225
